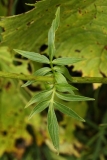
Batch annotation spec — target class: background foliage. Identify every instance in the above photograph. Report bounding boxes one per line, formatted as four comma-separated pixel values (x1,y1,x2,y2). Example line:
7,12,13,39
0,0,107,160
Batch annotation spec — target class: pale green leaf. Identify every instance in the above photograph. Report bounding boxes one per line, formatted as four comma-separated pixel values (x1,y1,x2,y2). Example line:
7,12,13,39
54,66,72,81
52,57,84,65
56,92,95,101
22,67,51,87
54,72,68,84
54,101,85,122
48,7,60,60
48,27,55,60
47,104,59,152
25,89,52,108
55,83,78,94
29,100,50,119
14,49,50,64
54,7,60,31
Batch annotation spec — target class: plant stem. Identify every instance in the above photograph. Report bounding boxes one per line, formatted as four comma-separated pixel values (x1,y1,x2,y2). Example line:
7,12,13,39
0,71,53,82
0,71,107,83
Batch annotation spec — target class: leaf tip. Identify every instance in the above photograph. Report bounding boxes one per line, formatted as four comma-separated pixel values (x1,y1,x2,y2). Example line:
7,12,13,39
21,84,26,87
82,119,86,122
13,49,17,52
28,114,33,120
24,103,30,108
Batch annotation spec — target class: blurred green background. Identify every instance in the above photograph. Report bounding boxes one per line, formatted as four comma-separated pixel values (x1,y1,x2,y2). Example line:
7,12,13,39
0,0,107,160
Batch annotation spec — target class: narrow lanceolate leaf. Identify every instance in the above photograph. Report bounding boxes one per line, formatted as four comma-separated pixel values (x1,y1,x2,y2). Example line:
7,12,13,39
55,72,68,84
22,67,51,87
52,57,84,65
29,100,50,119
54,66,72,81
54,7,60,31
47,104,59,152
25,89,52,108
48,27,55,60
54,101,85,122
14,49,50,64
48,7,60,60
55,83,78,94
56,92,95,102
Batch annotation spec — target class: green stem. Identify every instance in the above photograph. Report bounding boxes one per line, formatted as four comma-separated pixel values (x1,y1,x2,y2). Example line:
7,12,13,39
0,71,53,82
0,71,107,83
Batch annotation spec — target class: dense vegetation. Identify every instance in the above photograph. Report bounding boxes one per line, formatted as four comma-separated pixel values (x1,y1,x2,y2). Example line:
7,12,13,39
0,0,107,160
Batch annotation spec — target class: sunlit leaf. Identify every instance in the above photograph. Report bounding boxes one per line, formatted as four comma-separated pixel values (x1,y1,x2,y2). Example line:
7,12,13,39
14,49,50,64
56,92,95,101
47,103,59,152
54,101,85,122
52,57,84,65
29,100,50,119
25,89,52,108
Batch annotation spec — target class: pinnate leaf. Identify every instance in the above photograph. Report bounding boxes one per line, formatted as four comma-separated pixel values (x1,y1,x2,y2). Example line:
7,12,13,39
54,66,72,81
25,89,52,108
22,67,51,87
29,100,50,119
14,49,50,64
48,7,60,60
55,83,78,94
56,92,95,101
55,72,68,84
53,7,60,31
52,57,84,65
47,104,59,152
54,101,85,122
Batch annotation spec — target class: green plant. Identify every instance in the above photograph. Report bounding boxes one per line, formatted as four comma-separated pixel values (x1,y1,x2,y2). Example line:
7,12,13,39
14,7,94,153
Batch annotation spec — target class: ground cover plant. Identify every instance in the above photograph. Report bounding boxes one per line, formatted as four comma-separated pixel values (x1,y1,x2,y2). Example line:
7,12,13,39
0,0,107,159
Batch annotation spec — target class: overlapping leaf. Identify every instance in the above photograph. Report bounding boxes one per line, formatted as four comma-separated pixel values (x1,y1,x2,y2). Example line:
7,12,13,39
54,72,68,84
56,92,95,101
0,4,96,154
54,66,72,82
25,89,52,108
22,67,51,87
1,0,107,76
55,83,78,94
29,100,50,119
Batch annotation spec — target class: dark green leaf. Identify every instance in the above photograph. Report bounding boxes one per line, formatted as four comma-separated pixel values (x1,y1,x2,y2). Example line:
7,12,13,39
25,89,52,108
29,100,50,119
54,66,72,81
56,92,95,101
54,101,85,122
14,49,50,64
52,57,84,65
22,67,51,87
47,103,59,152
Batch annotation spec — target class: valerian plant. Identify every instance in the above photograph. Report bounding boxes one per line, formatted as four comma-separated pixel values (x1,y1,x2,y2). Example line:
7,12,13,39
14,7,94,153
